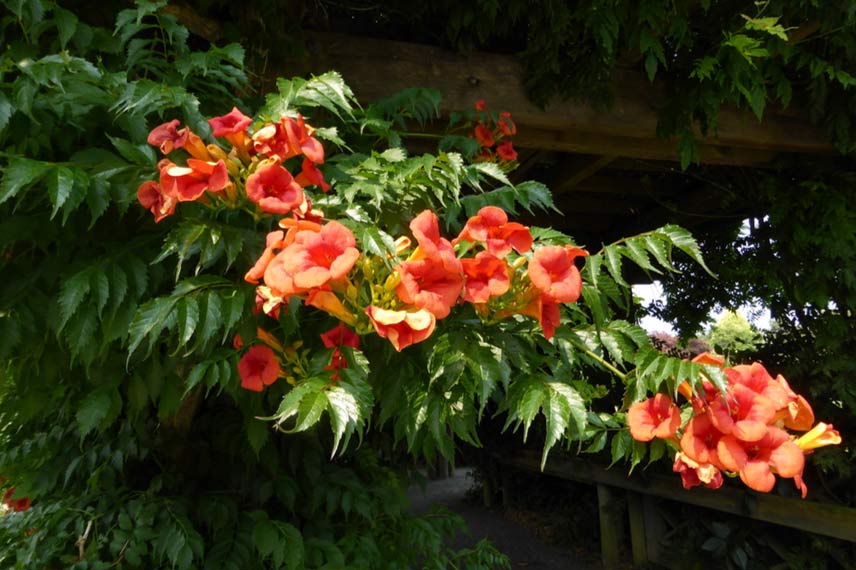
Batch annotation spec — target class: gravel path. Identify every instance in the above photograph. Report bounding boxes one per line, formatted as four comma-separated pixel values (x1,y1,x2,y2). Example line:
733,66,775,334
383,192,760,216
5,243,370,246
408,468,602,570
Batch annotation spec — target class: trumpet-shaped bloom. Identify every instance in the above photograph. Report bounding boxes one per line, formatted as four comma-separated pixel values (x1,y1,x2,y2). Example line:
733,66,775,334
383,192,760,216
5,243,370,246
498,111,517,136
673,452,723,490
680,411,724,467
2,488,30,512
208,107,253,137
461,252,510,303
137,180,177,222
147,120,210,160
238,345,281,392
283,114,325,164
708,383,777,442
528,245,587,303
717,426,805,493
628,393,681,442
796,422,842,451
295,158,331,192
278,221,360,290
147,120,183,154
159,159,229,202
246,162,304,214
774,374,815,431
252,122,289,158
474,124,495,147
496,140,518,161
396,257,464,318
321,323,360,349
455,206,533,258
409,210,458,265
245,230,286,284
517,294,561,339
306,290,356,325
366,306,436,351
726,363,789,410
321,323,360,379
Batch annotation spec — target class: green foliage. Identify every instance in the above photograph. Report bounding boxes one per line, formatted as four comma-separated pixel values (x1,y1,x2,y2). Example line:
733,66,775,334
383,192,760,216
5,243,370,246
0,2,726,568
709,310,762,357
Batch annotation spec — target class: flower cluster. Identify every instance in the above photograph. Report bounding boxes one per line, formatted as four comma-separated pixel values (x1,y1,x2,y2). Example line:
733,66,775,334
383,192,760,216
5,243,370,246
137,108,329,224
244,205,587,374
628,353,841,496
472,100,518,162
2,487,30,513
137,108,587,394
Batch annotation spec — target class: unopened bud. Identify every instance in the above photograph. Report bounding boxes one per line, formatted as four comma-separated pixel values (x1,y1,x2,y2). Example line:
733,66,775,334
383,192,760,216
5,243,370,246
207,144,229,162
394,236,412,256
511,256,527,270
384,272,401,291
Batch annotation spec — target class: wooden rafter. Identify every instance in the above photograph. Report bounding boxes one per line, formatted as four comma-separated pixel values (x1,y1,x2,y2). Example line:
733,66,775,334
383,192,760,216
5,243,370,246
278,32,833,164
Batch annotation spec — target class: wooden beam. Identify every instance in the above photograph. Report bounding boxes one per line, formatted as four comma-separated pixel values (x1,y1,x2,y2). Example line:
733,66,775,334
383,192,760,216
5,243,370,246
278,33,833,162
553,155,618,196
496,450,856,543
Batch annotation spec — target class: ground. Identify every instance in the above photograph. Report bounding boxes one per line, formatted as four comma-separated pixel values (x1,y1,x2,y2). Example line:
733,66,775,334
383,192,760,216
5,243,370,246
408,467,603,570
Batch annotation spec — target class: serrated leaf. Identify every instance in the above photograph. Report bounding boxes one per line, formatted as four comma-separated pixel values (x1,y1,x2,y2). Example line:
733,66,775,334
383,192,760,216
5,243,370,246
246,419,269,456
127,297,175,359
472,162,511,187
624,238,660,274
604,245,628,286
610,430,633,467
658,224,716,276
177,296,199,348
76,387,112,437
0,93,12,133
58,268,92,332
90,270,110,317
0,158,52,204
379,148,406,163
54,6,78,47
642,235,675,272
584,253,602,288
326,371,373,456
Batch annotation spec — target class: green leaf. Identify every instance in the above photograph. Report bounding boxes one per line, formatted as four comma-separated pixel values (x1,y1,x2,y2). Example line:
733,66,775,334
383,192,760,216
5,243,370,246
58,268,92,332
0,93,13,134
541,381,587,469
327,366,374,456
0,158,52,204
624,238,659,274
246,419,269,456
610,430,633,466
127,297,174,359
108,135,156,166
76,387,113,437
658,224,716,276
380,148,407,163
604,245,628,286
642,235,675,272
177,296,199,348
472,162,512,187
54,7,79,47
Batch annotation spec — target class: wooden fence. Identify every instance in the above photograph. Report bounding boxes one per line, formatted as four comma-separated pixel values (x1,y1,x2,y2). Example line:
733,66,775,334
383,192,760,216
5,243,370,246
483,449,856,569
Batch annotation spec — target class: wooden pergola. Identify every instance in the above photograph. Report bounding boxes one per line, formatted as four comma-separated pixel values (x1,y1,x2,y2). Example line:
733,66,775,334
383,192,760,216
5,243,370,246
279,33,834,246
165,1,835,245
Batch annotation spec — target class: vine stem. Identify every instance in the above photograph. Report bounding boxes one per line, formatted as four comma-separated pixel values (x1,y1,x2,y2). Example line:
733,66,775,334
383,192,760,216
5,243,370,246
568,337,627,382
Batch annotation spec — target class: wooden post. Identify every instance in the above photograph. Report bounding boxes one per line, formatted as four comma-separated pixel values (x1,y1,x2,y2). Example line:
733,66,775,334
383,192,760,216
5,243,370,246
627,491,647,565
597,484,624,569
643,495,667,565
501,469,513,509
482,458,496,508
